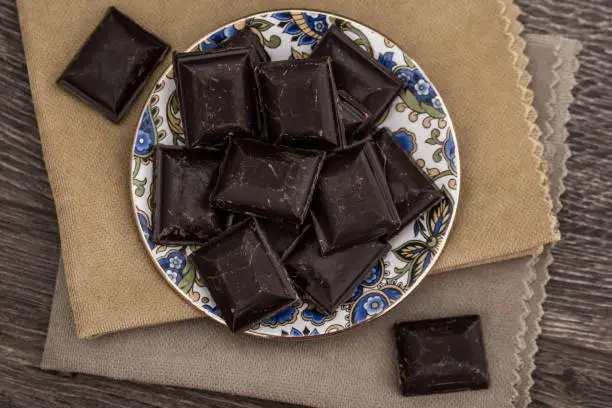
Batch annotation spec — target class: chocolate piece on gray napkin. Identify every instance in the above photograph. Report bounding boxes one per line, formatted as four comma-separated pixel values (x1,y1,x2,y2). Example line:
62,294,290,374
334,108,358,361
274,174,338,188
190,218,298,333
255,58,344,150
374,127,442,227
395,315,489,396
283,226,390,315
338,90,371,143
57,7,170,122
152,146,227,245
211,139,325,225
310,25,402,128
311,141,401,254
173,49,259,147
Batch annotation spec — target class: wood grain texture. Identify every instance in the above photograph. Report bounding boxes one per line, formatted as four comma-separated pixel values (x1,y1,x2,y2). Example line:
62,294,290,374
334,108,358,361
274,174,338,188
516,1,612,407
0,0,610,407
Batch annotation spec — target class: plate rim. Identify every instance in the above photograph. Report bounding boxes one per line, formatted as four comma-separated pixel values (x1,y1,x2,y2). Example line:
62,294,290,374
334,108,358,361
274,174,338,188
129,8,462,340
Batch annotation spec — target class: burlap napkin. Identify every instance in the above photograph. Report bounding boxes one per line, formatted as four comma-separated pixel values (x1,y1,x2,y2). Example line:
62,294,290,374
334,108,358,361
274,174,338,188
18,0,558,338
40,35,579,407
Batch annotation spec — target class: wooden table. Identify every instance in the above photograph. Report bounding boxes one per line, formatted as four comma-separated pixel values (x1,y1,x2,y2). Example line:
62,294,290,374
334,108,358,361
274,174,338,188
1,1,610,407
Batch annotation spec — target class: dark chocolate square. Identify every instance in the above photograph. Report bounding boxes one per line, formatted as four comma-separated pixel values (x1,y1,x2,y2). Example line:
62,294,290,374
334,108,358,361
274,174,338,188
210,139,326,225
310,141,401,254
190,218,298,332
152,146,227,245
256,219,303,257
227,214,302,257
209,29,269,65
174,49,259,147
310,25,402,127
283,227,390,315
374,127,443,227
338,90,371,143
395,315,489,396
57,7,170,122
255,58,344,150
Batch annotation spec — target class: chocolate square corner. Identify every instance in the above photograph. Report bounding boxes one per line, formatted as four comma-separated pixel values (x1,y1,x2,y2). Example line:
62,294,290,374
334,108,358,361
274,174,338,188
310,25,402,127
255,57,345,150
395,315,489,396
210,139,326,225
151,145,227,245
173,49,259,147
373,127,443,227
190,218,298,332
57,7,170,122
310,140,401,254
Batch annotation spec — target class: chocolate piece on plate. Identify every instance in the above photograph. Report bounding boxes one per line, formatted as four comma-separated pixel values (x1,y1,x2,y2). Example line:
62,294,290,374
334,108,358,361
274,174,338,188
210,139,326,225
283,226,390,315
209,28,269,65
190,218,299,332
57,7,170,122
256,219,303,257
173,49,260,147
338,90,371,143
152,146,227,245
310,25,402,127
255,58,344,150
395,315,489,396
374,127,443,227
310,141,401,254
226,214,302,257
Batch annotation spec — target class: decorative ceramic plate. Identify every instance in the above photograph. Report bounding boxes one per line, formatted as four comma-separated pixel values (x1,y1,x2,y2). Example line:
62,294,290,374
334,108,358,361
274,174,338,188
130,10,460,338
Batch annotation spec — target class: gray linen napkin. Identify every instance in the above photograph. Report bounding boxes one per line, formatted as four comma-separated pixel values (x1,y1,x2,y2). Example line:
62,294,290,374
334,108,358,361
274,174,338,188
514,35,582,408
40,35,580,408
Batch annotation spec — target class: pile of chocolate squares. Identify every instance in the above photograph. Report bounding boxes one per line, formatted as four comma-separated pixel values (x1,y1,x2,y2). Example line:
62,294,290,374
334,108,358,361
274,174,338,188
152,26,443,333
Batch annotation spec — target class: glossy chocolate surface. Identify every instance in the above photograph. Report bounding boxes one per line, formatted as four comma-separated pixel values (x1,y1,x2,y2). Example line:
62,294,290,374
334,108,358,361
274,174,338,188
374,127,443,227
310,25,402,127
395,315,489,396
227,214,302,257
152,146,227,245
190,219,298,332
310,141,401,254
209,28,269,65
338,90,371,143
174,49,259,147
57,7,170,122
256,219,303,257
283,227,390,315
255,58,344,150
211,139,325,225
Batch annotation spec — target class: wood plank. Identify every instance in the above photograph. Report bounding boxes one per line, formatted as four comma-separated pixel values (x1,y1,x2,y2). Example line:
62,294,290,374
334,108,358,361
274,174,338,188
517,1,612,406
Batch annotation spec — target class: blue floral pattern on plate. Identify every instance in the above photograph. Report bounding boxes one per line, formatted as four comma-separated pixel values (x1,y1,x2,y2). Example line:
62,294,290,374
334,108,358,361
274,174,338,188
134,108,156,158
262,306,299,328
130,10,460,338
394,128,417,154
272,12,328,46
301,306,336,325
350,292,390,324
158,250,187,284
137,210,154,249
282,327,320,337
361,261,385,287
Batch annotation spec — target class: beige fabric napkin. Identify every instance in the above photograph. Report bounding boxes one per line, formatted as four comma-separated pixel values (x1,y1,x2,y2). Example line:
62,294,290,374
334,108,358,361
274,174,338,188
18,0,558,338
41,36,579,407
